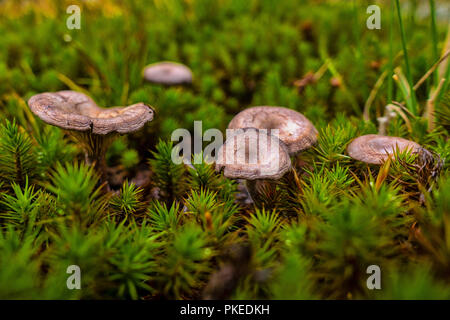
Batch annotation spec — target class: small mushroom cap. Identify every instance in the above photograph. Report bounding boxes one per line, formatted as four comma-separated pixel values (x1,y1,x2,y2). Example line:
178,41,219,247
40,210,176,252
28,91,154,135
215,128,291,180
143,61,193,85
227,106,318,155
347,134,422,164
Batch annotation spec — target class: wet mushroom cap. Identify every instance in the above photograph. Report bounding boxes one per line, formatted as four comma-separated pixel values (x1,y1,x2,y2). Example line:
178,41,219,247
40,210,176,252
215,128,291,180
143,61,193,85
227,106,318,155
347,134,422,164
27,91,154,135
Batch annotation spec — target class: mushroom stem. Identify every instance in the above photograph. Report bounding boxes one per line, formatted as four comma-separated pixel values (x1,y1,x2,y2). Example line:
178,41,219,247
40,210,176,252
377,116,389,135
71,131,117,190
244,180,258,203
245,179,282,206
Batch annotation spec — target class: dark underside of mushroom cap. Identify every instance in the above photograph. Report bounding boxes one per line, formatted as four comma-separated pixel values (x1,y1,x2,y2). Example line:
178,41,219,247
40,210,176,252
227,106,318,155
215,127,291,180
143,61,193,85
347,134,422,164
27,91,154,135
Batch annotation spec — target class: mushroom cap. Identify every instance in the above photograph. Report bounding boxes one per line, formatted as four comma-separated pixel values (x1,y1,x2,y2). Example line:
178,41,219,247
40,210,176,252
215,128,291,180
27,91,154,135
227,106,318,155
347,134,422,164
143,61,193,85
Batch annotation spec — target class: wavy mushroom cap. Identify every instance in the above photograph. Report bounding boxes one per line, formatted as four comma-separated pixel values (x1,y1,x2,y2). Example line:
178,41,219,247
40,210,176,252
143,61,193,85
215,128,291,180
227,106,318,155
347,134,422,164
27,91,154,135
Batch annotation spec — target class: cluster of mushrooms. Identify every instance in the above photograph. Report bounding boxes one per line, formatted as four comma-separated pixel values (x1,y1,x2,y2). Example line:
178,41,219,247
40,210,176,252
214,106,429,202
27,61,429,198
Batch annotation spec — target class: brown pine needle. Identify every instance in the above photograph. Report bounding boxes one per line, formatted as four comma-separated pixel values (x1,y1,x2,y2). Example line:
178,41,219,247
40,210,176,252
413,50,450,91
425,78,446,132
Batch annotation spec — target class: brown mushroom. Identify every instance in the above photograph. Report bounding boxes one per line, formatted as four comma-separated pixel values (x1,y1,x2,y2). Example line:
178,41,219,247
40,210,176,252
28,90,154,187
215,127,291,202
347,134,422,164
227,106,318,156
142,61,193,86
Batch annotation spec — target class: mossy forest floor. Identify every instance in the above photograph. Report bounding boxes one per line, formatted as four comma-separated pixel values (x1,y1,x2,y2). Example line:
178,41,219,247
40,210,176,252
0,0,449,299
